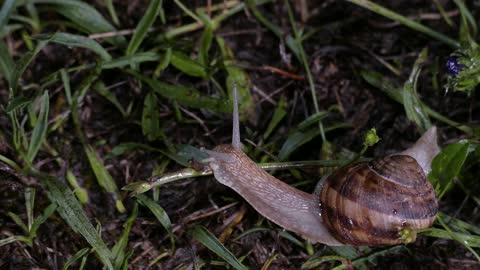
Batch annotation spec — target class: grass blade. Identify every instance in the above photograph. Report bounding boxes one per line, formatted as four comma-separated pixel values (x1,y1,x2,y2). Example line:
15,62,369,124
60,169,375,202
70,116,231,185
0,39,13,85
33,0,126,46
104,52,161,69
112,203,138,269
32,171,114,270
64,247,90,270
0,0,16,30
29,203,57,239
26,91,49,163
10,40,48,94
170,50,208,78
130,72,231,112
142,91,162,141
402,48,431,132
84,145,125,213
191,225,247,270
136,194,174,250
34,32,112,61
126,0,163,55
347,0,459,48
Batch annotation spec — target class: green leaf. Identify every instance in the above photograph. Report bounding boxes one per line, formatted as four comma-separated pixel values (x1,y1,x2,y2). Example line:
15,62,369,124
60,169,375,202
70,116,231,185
126,0,163,55
136,194,174,250
34,171,114,270
429,141,470,195
0,236,18,246
170,50,207,78
26,91,49,163
142,91,162,141
402,48,431,132
112,203,138,269
34,32,111,61
131,72,231,112
0,40,13,84
84,145,125,213
33,0,126,46
191,225,247,270
0,0,16,30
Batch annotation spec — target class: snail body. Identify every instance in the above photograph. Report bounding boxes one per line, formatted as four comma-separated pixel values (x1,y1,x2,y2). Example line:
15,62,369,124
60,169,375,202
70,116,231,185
203,87,439,246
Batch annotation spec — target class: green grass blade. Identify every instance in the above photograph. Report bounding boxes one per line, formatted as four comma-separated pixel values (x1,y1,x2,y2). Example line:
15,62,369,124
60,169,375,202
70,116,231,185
347,0,459,48
5,96,31,112
7,211,28,233
217,37,253,115
142,91,162,141
103,0,119,26
0,40,14,85
33,0,126,46
65,169,88,204
32,171,114,270
28,203,57,239
25,187,35,231
402,48,431,133
130,72,231,112
103,52,161,69
191,225,247,270
64,247,90,270
0,0,16,30
136,194,174,250
84,145,125,213
126,0,163,55
93,81,126,116
112,203,138,269
170,50,208,78
26,91,49,163
10,40,48,94
34,32,112,61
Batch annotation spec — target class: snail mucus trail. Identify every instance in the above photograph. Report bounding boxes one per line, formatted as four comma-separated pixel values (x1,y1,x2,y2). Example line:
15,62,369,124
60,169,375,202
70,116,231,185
202,87,439,246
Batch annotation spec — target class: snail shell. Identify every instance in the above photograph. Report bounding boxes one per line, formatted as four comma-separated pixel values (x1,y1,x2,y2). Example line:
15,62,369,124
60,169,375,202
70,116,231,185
318,155,438,245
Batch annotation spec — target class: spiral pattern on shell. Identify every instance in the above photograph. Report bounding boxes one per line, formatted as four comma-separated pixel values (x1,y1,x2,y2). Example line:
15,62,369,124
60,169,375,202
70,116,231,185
319,155,438,245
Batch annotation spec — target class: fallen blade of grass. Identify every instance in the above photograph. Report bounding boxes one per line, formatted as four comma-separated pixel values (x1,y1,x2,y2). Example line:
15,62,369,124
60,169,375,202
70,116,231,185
191,225,248,270
136,194,174,251
34,32,112,61
26,91,49,164
347,0,459,49
126,0,163,56
30,170,114,270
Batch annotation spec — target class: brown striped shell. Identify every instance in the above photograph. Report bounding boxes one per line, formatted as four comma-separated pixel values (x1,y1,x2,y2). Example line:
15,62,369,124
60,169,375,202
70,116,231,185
318,155,438,245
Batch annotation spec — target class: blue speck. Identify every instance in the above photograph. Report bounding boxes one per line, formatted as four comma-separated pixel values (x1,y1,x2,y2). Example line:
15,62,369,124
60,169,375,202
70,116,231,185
446,56,464,76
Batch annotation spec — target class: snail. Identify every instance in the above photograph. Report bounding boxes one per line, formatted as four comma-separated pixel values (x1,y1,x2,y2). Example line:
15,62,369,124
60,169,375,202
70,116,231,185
202,87,439,246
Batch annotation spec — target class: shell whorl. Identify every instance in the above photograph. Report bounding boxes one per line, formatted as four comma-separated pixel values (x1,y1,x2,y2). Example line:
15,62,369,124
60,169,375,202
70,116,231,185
319,155,438,245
